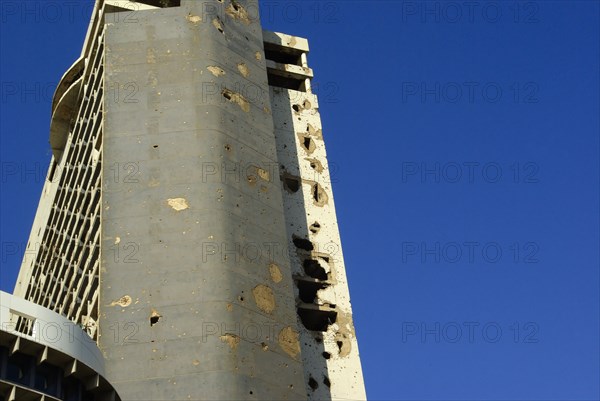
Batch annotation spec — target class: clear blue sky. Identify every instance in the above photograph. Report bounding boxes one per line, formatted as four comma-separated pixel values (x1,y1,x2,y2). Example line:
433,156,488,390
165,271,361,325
1,1,598,400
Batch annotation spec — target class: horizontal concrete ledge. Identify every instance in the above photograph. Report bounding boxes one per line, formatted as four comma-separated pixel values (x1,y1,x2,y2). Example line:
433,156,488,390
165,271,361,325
0,291,105,376
263,30,309,53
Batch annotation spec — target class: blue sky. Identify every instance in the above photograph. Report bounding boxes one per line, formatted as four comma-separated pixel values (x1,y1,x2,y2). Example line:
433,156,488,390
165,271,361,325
1,1,599,400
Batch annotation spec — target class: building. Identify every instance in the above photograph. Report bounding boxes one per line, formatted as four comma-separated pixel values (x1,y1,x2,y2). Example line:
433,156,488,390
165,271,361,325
12,1,366,399
0,291,120,400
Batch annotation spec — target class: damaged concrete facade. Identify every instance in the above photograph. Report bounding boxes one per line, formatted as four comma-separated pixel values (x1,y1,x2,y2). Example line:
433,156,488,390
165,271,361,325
13,1,366,400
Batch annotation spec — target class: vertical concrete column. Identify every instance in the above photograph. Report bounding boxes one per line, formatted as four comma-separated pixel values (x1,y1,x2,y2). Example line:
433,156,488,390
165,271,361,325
100,1,306,399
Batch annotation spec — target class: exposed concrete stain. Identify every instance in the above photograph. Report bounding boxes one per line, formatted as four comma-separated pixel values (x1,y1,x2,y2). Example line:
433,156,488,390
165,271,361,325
220,333,240,349
306,123,323,140
207,66,226,77
225,2,251,24
148,177,160,187
226,303,233,312
237,63,250,77
335,332,351,358
261,342,269,351
114,236,121,245
269,263,283,283
260,185,268,193
212,18,225,34
263,106,271,114
306,158,324,173
287,37,297,47
110,295,132,308
247,175,257,185
192,359,200,366
146,48,157,64
255,51,262,61
186,14,202,24
252,284,275,314
257,167,270,181
222,89,250,112
278,327,300,358
167,198,189,211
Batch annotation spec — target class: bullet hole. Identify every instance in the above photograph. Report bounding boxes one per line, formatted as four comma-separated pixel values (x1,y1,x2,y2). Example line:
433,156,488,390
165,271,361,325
261,342,269,351
308,377,318,390
293,236,314,251
150,310,161,326
322,352,331,359
249,391,253,395
289,385,294,389
282,175,300,193
224,144,231,151
309,222,321,234
303,259,328,281
153,145,158,148
315,336,323,343
247,175,257,185
323,376,331,387
303,99,312,109
312,183,328,206
239,296,245,302
223,91,232,101
297,280,329,304
336,341,343,353
292,104,300,112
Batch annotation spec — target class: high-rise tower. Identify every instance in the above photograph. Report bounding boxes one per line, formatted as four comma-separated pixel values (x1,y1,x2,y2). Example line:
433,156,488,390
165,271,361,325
12,1,366,399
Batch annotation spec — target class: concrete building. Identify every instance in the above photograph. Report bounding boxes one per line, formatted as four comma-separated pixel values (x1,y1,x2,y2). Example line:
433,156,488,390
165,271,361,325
0,291,120,400
12,1,366,399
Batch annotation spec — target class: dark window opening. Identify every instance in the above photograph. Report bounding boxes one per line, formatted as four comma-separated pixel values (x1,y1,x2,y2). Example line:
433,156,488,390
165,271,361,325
267,72,306,91
48,160,58,182
264,47,301,65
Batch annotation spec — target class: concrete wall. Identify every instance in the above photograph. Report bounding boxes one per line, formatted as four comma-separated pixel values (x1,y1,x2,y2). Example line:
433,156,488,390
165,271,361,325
100,1,306,399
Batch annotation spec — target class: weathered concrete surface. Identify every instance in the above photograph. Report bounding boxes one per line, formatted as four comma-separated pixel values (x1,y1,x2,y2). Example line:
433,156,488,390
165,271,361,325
100,1,306,399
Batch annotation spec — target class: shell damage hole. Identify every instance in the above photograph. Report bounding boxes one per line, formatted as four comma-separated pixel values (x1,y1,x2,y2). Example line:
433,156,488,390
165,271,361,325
336,340,343,353
307,158,324,173
323,376,331,387
308,377,319,390
303,259,328,281
309,222,321,234
297,280,329,304
292,236,314,251
312,183,328,206
297,308,337,331
282,175,300,193
299,134,316,154
292,104,300,112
